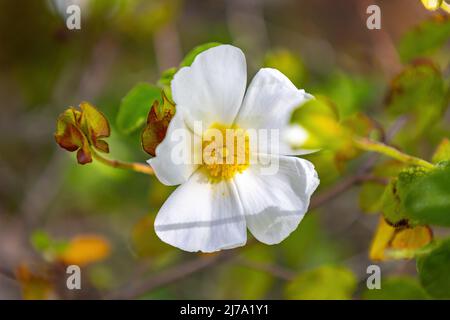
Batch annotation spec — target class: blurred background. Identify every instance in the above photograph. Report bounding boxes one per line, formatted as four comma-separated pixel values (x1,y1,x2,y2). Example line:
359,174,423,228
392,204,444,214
0,0,448,299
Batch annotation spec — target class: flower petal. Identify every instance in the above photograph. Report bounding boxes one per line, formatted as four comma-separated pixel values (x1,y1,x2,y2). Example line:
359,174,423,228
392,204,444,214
154,169,247,252
148,111,200,186
233,154,319,244
171,44,247,129
235,68,313,155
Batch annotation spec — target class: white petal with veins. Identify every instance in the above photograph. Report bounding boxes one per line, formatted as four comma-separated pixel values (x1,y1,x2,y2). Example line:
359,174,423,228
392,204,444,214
172,45,247,130
235,68,313,155
234,154,319,244
154,169,247,252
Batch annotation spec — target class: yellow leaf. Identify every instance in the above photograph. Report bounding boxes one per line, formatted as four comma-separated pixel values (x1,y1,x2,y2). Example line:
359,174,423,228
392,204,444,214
387,226,433,259
59,235,111,267
369,217,396,261
369,217,433,261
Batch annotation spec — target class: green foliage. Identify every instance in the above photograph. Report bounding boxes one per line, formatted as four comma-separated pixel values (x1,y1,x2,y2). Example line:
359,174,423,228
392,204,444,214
117,83,162,135
179,42,222,67
30,230,69,262
386,60,445,117
398,15,450,63
285,265,356,300
318,71,377,118
362,277,429,300
359,161,403,214
417,238,450,299
381,166,430,225
404,163,450,226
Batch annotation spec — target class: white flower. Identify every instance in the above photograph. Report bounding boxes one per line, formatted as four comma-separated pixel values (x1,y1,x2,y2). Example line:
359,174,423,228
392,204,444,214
148,44,319,253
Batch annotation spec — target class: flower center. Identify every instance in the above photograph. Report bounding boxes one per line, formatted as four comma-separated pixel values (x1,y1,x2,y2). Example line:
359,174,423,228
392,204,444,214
202,123,250,181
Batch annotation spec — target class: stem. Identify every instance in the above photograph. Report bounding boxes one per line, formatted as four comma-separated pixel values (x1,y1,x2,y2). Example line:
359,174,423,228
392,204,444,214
353,137,434,169
90,149,154,176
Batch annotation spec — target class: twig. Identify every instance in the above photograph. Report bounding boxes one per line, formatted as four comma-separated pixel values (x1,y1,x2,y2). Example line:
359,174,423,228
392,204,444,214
106,251,236,299
91,149,154,176
0,265,17,282
354,137,434,169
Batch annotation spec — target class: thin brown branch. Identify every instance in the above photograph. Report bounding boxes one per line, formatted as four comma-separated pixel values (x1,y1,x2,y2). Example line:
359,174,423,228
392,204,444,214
0,265,17,282
106,251,237,300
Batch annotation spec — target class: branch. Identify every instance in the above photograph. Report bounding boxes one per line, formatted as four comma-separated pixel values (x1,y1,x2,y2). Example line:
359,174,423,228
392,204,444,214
106,251,237,299
0,265,17,282
354,137,434,169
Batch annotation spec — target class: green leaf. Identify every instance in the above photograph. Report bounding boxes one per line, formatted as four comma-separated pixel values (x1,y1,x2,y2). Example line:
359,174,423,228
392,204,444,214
117,83,162,135
380,180,408,225
417,238,450,299
362,277,429,300
285,265,357,300
404,164,450,226
318,71,377,118
398,15,450,63
381,166,429,226
157,67,177,88
386,60,445,117
31,230,52,252
179,42,221,67
30,230,69,262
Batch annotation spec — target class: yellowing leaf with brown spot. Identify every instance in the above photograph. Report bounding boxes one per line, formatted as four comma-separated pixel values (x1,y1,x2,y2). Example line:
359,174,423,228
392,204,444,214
369,217,433,261
59,235,111,267
369,217,396,261
386,226,433,259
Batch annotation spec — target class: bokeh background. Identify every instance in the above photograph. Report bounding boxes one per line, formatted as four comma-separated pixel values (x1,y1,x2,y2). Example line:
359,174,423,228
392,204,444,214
0,0,449,299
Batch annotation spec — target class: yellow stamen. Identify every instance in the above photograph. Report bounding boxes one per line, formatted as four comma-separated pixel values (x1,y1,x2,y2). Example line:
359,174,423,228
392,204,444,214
202,123,250,181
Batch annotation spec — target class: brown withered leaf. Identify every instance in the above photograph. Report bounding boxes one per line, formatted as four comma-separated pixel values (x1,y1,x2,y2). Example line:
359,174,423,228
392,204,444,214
142,91,175,156
55,108,84,152
79,101,110,153
55,102,111,165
